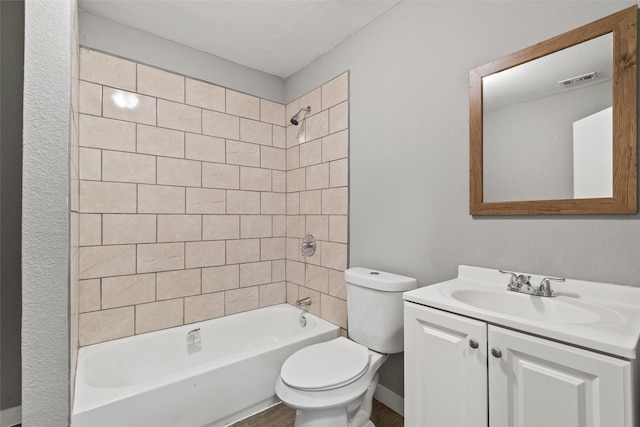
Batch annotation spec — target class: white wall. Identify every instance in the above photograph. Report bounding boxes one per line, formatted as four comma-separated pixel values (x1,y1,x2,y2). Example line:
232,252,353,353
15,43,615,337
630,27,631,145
286,0,639,396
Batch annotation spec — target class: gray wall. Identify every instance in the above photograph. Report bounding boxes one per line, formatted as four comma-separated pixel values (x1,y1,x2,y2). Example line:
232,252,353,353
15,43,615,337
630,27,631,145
0,0,23,417
286,1,639,396
78,11,286,104
22,0,72,425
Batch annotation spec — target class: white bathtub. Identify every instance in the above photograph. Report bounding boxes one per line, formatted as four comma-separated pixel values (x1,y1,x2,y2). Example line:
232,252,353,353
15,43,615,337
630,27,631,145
71,304,340,427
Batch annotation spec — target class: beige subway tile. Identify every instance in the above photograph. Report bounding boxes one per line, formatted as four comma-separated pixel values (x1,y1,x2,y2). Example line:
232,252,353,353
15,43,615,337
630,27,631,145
240,167,271,191
272,170,286,193
202,163,239,189
286,215,305,238
227,140,260,167
226,90,260,120
185,240,225,268
286,260,305,285
79,245,136,279
287,146,300,170
261,238,285,261
137,242,184,273
322,187,348,215
328,268,346,299
97,216,140,251
80,49,136,91
103,87,156,126
157,157,201,187
260,282,286,307
79,214,101,246
240,261,272,287
329,101,348,134
286,282,299,306
102,151,156,184
202,264,239,293
306,163,329,190
240,118,272,145
202,110,239,139
78,279,101,313
79,306,135,346
322,129,348,162
157,215,201,242
306,215,329,241
202,215,239,240
185,78,225,112
321,293,347,329
300,139,322,167
186,188,226,214
321,241,348,271
79,81,102,115
185,133,225,163
227,190,260,214
298,287,320,317
138,184,185,214
102,273,156,309
261,146,286,170
330,158,348,188
273,259,286,282
306,264,329,294
136,299,183,334
300,190,322,214
79,147,101,181
79,114,136,152
137,124,185,158
305,110,329,142
287,168,305,193
322,72,348,110
157,269,201,300
260,99,285,126
158,99,201,133
273,215,287,237
329,215,348,243
80,181,137,213
286,237,301,262
184,292,224,324
226,239,260,264
241,215,272,239
261,192,286,215
287,193,300,215
137,64,185,102
225,286,259,315
300,88,322,116
273,125,286,149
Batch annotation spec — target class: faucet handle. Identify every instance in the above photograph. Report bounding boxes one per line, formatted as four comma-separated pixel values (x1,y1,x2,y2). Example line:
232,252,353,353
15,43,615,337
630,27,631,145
539,276,565,297
499,269,519,288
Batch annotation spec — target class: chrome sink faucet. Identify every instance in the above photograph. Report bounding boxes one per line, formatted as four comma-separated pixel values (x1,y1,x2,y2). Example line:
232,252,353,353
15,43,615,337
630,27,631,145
499,270,565,297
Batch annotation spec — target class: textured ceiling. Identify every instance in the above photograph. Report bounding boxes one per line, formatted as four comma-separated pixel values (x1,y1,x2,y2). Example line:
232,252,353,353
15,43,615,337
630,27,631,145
78,0,402,79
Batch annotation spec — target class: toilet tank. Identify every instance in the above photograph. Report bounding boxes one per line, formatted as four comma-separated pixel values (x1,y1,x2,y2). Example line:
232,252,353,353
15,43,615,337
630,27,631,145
345,268,417,354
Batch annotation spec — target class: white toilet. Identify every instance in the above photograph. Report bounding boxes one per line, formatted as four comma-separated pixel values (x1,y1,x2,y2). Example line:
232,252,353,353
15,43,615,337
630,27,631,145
275,267,417,427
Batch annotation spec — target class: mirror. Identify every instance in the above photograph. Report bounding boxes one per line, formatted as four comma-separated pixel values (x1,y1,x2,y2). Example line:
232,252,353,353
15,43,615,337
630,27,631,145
470,6,637,215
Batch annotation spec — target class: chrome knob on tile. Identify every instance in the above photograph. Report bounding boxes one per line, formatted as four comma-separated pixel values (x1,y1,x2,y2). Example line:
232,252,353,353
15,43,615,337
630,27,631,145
491,347,502,358
469,338,479,349
301,234,316,257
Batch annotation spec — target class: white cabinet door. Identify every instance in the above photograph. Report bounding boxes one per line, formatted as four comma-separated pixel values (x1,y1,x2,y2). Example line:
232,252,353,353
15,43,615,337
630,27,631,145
404,302,488,427
488,325,633,427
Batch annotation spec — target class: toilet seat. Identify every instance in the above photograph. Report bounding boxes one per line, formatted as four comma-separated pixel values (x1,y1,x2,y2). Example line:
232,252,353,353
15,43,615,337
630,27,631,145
281,337,370,391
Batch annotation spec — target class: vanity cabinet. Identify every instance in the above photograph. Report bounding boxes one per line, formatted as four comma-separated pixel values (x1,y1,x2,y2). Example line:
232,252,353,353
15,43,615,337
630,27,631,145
404,302,633,427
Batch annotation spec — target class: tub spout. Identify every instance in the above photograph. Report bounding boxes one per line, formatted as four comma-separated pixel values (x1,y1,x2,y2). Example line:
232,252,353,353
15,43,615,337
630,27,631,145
296,297,311,309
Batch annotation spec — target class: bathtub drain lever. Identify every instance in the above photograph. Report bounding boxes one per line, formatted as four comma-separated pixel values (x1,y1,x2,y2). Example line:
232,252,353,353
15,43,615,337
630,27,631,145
187,328,202,354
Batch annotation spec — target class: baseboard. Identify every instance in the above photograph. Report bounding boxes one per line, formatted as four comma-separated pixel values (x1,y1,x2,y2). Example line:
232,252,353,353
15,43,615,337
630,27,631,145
373,384,404,416
0,405,21,427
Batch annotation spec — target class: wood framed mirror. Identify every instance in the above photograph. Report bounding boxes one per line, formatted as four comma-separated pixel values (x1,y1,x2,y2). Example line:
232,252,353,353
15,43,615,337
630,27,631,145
470,6,637,215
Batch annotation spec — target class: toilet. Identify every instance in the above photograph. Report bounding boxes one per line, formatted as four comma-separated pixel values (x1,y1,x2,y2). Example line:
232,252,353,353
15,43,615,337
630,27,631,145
275,267,417,427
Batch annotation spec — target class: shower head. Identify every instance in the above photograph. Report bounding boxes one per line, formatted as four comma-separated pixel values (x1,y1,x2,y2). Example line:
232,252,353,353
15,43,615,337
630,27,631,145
290,106,311,125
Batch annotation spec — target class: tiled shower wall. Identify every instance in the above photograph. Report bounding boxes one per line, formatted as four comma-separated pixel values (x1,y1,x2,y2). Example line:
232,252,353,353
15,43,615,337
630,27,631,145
76,48,349,346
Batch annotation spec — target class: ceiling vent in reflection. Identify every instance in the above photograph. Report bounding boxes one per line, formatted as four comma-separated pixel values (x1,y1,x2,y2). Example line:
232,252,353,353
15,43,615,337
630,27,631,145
558,71,597,87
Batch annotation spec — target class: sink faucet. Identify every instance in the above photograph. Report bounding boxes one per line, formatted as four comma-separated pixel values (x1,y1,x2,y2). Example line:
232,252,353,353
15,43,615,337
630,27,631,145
499,270,564,297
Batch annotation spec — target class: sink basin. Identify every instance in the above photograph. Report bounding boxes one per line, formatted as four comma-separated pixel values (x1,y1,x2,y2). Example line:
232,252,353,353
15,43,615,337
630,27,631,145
447,288,610,324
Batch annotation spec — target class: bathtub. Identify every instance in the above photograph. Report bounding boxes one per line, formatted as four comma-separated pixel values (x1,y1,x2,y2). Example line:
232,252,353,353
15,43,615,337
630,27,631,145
71,304,340,427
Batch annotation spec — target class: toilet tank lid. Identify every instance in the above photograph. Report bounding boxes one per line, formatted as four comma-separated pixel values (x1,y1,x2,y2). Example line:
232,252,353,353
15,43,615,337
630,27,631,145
345,267,417,292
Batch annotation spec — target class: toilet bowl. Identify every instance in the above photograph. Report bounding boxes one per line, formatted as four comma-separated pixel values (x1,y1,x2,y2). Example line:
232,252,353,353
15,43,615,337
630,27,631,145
276,268,417,427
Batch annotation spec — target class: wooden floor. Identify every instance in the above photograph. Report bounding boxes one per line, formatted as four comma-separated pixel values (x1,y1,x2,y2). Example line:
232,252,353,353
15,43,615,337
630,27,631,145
230,399,403,427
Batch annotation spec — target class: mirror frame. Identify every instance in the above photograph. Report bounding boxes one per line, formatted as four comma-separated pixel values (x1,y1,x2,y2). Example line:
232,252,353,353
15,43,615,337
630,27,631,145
470,6,637,215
